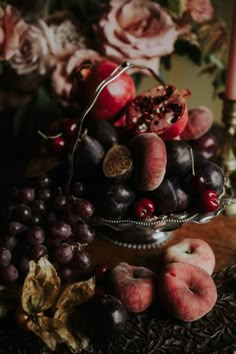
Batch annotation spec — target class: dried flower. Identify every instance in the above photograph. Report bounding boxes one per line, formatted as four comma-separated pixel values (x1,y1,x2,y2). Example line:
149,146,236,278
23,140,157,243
0,4,28,60
8,19,51,75
94,0,178,73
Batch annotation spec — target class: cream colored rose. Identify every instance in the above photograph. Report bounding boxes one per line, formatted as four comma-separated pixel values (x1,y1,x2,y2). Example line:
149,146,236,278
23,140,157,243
0,4,28,60
94,0,178,73
8,20,51,75
51,49,103,108
187,0,213,23
45,11,86,56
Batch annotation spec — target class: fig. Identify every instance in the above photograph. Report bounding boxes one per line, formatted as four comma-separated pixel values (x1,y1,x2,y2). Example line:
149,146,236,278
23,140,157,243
102,144,133,182
86,119,119,149
130,133,167,191
74,133,105,180
126,84,191,140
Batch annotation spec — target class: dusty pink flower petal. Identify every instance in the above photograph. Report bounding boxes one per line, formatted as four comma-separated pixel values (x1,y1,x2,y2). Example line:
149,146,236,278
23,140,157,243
51,49,103,108
95,0,178,73
187,0,214,23
0,4,28,60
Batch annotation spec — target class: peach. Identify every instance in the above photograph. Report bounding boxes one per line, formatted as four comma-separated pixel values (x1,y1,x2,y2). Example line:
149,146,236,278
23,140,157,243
180,106,213,140
157,262,217,322
108,262,155,313
130,133,167,191
161,238,215,275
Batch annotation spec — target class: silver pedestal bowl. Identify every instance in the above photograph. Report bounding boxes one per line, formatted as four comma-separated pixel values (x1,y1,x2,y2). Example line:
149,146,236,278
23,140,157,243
91,182,232,249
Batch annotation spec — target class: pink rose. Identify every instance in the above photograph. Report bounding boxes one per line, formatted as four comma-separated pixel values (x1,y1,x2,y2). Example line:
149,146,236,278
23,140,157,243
187,0,214,23
51,49,103,109
0,4,28,60
94,0,178,73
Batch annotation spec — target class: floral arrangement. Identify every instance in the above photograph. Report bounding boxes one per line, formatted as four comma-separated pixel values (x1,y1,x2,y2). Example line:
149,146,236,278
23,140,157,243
0,0,228,113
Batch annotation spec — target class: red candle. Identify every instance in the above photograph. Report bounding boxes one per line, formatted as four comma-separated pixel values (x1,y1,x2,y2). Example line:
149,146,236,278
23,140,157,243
225,2,236,100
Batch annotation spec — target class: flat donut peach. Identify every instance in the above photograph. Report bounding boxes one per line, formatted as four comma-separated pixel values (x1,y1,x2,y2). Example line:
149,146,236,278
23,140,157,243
157,262,217,322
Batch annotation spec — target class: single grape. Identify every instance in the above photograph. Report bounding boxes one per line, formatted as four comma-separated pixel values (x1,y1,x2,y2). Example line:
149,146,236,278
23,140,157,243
32,200,47,215
70,247,91,272
70,181,86,198
73,223,95,244
53,243,73,264
30,215,43,226
17,187,35,204
29,244,48,261
26,226,46,245
36,188,51,201
72,198,94,219
12,204,32,223
8,221,26,236
0,247,12,267
51,221,72,240
52,194,67,211
36,176,51,189
0,235,17,251
0,264,19,285
63,204,80,225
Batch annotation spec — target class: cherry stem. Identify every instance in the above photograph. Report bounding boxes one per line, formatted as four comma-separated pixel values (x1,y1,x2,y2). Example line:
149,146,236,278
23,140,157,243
65,61,165,193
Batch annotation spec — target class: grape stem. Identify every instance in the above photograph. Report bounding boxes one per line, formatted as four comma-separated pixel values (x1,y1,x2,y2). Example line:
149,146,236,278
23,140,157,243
65,61,165,193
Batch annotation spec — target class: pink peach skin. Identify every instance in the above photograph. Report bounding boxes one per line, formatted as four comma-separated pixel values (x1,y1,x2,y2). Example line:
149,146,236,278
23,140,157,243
157,262,217,322
161,238,215,275
108,262,155,313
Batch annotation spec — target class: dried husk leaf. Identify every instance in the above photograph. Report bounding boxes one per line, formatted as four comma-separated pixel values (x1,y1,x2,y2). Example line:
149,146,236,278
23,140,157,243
54,307,90,353
25,155,61,178
27,315,78,352
21,257,61,314
56,276,95,309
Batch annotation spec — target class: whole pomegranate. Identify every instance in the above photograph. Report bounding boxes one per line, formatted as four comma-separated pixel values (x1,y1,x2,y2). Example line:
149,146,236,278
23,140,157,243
82,61,136,121
126,84,191,140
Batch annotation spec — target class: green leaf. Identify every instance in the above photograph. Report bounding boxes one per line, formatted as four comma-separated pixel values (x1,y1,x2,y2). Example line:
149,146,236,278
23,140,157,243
166,0,186,18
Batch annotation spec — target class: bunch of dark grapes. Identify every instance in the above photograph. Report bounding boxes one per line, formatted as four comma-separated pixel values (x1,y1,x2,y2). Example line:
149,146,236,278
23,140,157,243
0,176,95,285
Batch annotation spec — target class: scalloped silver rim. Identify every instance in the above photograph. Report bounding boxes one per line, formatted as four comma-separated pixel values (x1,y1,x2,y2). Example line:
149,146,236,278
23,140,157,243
93,181,232,249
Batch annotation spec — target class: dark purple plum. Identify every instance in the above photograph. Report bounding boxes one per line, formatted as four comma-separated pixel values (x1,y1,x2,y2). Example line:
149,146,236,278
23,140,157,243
151,178,191,215
95,183,135,218
194,160,225,195
188,132,219,160
165,140,192,177
86,294,127,341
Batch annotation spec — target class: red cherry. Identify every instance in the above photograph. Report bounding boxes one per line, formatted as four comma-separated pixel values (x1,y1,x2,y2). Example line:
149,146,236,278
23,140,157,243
95,263,110,283
83,60,136,121
185,174,206,193
62,118,77,137
199,189,219,213
133,197,155,219
51,136,66,153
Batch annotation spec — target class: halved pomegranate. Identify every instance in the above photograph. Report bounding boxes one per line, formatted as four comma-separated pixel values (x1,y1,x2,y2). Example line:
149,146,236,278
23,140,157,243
125,84,191,140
